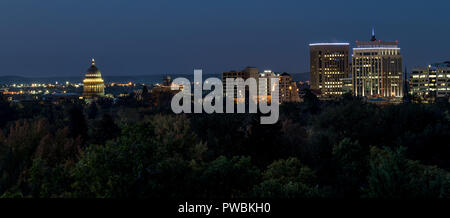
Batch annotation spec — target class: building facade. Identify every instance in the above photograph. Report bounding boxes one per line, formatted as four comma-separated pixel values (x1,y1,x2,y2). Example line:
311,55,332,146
310,43,350,98
222,67,259,99
352,33,403,98
83,59,105,100
340,77,353,94
279,72,300,103
259,70,279,103
221,67,300,103
410,62,450,102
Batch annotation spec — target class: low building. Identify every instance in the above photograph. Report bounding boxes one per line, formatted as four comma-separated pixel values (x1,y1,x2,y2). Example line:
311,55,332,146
43,93,82,104
222,67,300,103
222,67,259,101
410,62,450,103
279,72,301,103
340,77,353,94
259,70,279,103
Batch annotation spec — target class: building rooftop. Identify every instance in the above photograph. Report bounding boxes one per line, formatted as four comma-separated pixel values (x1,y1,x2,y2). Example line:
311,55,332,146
353,47,400,50
434,61,450,67
309,43,349,46
84,58,104,79
355,29,399,48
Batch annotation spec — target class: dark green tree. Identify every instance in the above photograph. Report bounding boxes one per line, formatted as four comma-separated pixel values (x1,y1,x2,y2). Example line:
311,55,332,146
253,157,323,198
67,106,87,140
332,138,369,197
90,114,121,145
86,103,98,120
365,147,450,198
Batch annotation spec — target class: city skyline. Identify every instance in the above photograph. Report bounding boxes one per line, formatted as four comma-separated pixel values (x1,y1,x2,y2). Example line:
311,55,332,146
0,0,449,77
0,1,449,207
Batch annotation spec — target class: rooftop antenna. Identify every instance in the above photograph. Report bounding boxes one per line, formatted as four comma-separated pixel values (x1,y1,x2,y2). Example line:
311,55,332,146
371,27,376,42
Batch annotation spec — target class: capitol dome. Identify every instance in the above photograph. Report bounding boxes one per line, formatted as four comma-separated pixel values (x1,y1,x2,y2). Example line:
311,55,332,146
83,58,105,99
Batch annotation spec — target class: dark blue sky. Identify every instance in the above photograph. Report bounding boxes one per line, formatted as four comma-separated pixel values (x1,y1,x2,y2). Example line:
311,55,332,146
0,0,449,77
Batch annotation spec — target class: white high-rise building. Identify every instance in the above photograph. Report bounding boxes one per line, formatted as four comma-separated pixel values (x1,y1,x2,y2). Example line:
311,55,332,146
352,29,403,98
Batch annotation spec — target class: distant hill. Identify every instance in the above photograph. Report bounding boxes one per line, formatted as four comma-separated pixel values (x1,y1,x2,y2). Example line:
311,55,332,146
0,75,81,84
0,76,33,84
0,74,212,84
0,72,310,84
0,75,163,84
291,72,310,82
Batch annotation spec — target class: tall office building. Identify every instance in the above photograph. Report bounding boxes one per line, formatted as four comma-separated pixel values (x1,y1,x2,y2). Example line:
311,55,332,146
83,58,105,100
410,62,450,102
310,43,350,98
352,30,403,98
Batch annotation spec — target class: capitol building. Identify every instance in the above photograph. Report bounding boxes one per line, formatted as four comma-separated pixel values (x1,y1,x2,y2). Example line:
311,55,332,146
83,58,105,100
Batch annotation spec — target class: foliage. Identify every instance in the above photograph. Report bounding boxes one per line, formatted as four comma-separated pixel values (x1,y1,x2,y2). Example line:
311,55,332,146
364,146,450,198
253,157,323,198
0,95,448,199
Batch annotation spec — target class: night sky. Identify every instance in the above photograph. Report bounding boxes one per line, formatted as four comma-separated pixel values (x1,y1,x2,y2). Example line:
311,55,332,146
0,0,449,77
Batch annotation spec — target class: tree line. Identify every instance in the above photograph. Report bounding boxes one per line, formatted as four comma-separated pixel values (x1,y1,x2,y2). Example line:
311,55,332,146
0,91,449,198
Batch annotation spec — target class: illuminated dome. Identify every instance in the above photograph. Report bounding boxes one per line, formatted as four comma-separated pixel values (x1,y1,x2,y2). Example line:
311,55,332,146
83,58,105,99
